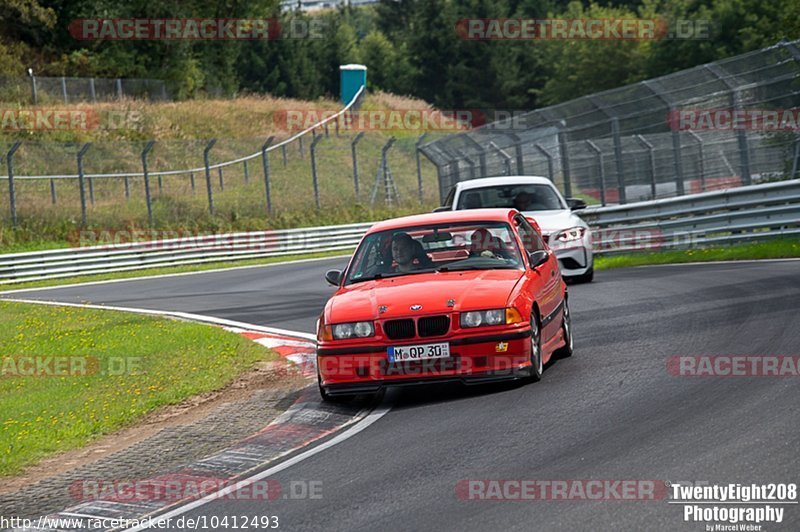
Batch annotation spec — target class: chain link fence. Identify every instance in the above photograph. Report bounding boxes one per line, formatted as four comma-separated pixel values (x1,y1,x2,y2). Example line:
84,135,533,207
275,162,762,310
0,87,445,231
420,39,800,205
0,76,170,104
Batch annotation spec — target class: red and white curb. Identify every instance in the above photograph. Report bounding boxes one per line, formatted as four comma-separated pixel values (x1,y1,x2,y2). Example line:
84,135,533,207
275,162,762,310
226,328,317,378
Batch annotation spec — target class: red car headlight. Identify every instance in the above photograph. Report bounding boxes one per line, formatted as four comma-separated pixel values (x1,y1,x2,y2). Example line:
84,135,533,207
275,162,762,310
331,321,375,340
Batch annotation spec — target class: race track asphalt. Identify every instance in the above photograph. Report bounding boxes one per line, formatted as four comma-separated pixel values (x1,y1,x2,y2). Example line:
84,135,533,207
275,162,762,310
4,258,799,531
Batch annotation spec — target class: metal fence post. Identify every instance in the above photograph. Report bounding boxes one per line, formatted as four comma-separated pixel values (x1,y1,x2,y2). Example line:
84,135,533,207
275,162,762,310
76,143,91,226
243,159,249,184
89,78,96,102
791,138,800,180
141,141,156,227
351,132,365,199
635,135,657,200
503,132,524,174
116,78,123,99
203,139,217,215
463,135,488,177
611,117,627,204
50,179,57,204
380,137,397,205
6,141,22,229
88,174,95,206
489,141,513,176
281,144,288,167
558,124,573,197
415,133,428,202
124,174,130,199
261,136,274,214
218,167,224,191
310,134,324,209
190,172,196,193
299,135,305,159
687,131,706,192
586,140,606,206
532,144,554,182
29,73,37,105
671,127,686,196
61,76,68,103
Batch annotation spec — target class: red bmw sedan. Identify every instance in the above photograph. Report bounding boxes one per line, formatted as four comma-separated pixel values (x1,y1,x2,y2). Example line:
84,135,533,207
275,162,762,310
316,209,573,401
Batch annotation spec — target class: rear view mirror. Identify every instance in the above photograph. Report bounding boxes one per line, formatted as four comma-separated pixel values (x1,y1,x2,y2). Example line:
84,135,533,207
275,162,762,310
566,198,587,210
325,269,342,286
528,250,549,269
433,206,450,212
422,231,453,243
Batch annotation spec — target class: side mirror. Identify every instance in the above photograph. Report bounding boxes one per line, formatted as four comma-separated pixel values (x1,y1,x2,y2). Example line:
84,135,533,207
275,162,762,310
325,269,343,287
433,205,450,212
566,198,587,210
528,250,549,269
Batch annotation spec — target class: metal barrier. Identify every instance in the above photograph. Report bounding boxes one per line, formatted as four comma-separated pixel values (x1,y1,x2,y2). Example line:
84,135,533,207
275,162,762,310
1,180,798,284
582,179,800,254
0,223,371,285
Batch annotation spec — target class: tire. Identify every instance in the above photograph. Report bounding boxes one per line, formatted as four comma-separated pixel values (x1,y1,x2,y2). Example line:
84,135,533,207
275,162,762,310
554,297,574,359
526,314,543,382
571,267,594,284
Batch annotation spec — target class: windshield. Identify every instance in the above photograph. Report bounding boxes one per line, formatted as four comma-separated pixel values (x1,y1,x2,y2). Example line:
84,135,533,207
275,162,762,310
345,221,523,284
457,184,566,211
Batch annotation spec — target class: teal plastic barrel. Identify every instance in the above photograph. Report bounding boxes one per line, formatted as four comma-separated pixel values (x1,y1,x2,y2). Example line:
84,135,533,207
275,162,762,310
340,64,367,104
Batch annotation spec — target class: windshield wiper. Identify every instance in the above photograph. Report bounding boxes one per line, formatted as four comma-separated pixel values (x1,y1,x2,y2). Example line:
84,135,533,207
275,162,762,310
437,264,519,272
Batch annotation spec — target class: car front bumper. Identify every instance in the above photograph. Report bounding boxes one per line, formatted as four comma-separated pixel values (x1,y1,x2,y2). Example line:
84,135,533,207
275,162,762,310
317,328,533,394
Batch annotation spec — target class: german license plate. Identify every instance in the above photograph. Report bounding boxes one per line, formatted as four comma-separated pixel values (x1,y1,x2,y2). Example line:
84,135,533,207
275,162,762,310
388,342,450,363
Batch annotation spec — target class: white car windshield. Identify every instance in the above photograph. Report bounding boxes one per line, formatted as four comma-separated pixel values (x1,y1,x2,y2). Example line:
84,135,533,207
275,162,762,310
345,221,524,284
457,184,566,211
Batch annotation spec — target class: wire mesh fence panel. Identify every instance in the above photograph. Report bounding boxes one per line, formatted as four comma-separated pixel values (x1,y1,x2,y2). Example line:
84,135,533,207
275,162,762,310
0,76,171,103
421,39,800,205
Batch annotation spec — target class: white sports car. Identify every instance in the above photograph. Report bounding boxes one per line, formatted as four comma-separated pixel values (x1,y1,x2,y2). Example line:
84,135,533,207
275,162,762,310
441,176,594,283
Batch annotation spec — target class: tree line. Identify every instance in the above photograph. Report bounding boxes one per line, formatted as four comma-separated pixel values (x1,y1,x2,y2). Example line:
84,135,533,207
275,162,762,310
1,0,798,108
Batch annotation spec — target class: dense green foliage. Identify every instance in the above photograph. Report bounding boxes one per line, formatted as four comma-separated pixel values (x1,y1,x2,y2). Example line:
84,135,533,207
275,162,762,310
1,0,798,106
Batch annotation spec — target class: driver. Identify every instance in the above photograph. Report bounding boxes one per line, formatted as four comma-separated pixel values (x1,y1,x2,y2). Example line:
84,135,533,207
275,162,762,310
513,191,532,211
391,232,417,272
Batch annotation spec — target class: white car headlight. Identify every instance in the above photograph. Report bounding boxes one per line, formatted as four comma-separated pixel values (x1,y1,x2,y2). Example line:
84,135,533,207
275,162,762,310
462,311,483,328
332,321,374,340
554,227,586,243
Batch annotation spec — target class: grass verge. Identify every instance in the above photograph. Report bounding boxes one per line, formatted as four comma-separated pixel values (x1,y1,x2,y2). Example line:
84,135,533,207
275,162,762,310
0,249,353,293
0,300,279,477
594,239,800,270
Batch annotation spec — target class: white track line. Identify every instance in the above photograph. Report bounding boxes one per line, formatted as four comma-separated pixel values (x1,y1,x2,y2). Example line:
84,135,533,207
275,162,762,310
2,298,316,342
0,253,351,296
122,404,391,531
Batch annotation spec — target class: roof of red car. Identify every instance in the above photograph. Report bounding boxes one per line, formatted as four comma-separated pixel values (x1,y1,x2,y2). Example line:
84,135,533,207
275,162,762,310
368,208,519,234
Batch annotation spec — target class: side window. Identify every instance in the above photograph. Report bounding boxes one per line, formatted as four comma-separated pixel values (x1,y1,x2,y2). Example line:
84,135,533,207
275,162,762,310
443,187,456,209
515,216,545,252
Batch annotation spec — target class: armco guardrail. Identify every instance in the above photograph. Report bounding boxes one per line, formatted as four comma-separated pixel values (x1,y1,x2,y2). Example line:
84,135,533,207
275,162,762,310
582,179,800,254
0,223,372,285
1,181,798,285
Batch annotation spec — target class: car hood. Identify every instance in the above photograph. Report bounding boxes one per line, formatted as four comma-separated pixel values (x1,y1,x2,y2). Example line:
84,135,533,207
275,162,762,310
328,269,524,322
522,210,587,235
